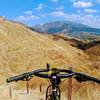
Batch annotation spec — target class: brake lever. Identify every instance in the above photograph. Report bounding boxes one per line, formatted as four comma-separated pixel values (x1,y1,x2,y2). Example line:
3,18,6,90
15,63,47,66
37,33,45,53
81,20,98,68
21,72,33,81
74,72,100,83
6,72,34,83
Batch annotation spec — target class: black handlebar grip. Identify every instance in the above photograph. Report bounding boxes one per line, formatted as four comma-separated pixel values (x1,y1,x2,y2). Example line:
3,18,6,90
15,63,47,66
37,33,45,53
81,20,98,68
75,73,100,84
6,75,23,83
85,75,100,83
6,72,33,83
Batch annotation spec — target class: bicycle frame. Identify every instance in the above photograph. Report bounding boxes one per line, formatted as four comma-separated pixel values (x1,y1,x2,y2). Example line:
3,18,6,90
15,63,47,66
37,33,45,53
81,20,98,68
6,66,100,100
46,75,61,100
46,84,60,100
34,68,74,100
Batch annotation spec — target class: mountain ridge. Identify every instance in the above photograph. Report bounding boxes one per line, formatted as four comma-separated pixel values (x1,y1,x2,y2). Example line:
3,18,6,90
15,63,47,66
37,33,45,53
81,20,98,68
0,17,94,84
31,21,100,39
0,17,100,100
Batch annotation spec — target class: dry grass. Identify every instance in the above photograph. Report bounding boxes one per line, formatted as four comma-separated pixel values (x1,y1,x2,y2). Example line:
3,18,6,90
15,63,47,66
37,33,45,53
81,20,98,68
86,45,100,56
0,17,100,100
0,82,99,100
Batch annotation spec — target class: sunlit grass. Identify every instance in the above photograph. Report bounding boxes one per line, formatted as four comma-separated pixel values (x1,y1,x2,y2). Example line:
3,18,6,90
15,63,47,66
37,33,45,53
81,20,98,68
0,17,99,100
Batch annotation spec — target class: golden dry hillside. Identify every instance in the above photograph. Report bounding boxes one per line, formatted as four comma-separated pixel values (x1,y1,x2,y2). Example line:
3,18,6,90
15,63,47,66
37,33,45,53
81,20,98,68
86,45,100,56
0,17,99,100
0,17,99,82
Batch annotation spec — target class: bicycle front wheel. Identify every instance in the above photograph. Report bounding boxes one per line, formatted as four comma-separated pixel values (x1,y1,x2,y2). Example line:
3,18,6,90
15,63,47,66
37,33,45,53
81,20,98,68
46,85,60,100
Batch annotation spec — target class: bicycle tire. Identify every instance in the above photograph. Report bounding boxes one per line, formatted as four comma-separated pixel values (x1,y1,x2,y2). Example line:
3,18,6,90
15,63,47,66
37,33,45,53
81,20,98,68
46,85,60,100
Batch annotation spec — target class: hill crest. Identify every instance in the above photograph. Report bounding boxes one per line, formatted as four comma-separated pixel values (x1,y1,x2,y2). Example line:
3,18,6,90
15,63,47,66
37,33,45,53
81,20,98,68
31,21,100,39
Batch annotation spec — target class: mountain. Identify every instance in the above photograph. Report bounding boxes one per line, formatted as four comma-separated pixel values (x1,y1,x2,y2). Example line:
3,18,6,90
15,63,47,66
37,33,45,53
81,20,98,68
0,17,99,80
0,17,100,100
0,17,90,83
31,21,100,39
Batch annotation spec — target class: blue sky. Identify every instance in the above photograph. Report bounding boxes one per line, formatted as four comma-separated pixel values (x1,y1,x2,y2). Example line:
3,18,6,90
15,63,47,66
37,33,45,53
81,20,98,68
0,0,100,28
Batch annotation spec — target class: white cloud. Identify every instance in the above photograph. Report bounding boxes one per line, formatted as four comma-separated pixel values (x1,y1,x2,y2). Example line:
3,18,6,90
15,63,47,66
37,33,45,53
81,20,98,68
15,15,39,22
73,1,92,8
35,4,44,10
77,14,100,28
84,9,98,13
24,11,33,15
51,0,58,2
50,10,100,28
15,10,40,22
50,11,81,21
50,11,79,21
50,11,66,17
15,10,39,22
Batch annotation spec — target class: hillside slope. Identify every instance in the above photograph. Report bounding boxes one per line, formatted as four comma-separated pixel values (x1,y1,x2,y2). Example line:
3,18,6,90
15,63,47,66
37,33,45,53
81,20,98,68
0,17,93,82
86,44,100,56
0,17,99,100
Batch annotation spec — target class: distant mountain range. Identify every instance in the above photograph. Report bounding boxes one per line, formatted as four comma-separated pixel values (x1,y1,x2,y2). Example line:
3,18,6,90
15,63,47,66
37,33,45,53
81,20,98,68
29,21,100,39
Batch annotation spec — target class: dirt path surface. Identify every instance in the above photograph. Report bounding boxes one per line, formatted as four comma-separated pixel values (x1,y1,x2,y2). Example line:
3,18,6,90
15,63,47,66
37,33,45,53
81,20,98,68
0,84,100,100
0,85,67,100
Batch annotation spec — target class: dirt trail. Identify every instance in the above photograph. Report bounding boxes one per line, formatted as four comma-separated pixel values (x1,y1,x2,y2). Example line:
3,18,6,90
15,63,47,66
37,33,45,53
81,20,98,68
0,85,68,100
0,84,100,100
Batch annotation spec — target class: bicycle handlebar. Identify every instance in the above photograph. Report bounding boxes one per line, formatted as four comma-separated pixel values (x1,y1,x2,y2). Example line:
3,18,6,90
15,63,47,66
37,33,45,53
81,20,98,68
6,71,35,83
34,69,100,83
6,68,100,84
34,69,75,78
33,69,50,78
74,72,100,83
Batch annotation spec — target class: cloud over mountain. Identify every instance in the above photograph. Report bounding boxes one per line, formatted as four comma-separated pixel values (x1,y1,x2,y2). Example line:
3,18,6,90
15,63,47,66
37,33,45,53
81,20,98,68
73,1,93,8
